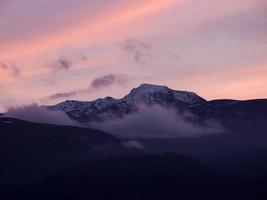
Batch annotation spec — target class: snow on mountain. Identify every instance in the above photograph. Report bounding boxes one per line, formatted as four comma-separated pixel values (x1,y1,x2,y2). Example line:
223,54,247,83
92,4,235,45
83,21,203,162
50,84,206,123
125,84,205,105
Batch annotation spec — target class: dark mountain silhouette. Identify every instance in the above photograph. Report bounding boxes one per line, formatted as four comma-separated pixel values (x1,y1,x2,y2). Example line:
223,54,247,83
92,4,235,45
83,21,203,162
0,117,123,191
189,99,267,134
10,153,267,200
1,84,267,199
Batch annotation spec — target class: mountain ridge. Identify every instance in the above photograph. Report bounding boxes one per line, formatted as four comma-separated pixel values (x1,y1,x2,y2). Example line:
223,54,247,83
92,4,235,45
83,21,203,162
50,83,206,122
49,83,267,124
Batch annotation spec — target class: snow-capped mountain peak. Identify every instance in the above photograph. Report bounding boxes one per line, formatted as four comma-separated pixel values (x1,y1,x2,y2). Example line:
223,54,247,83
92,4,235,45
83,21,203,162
131,83,169,94
50,84,206,122
124,83,205,104
124,84,169,103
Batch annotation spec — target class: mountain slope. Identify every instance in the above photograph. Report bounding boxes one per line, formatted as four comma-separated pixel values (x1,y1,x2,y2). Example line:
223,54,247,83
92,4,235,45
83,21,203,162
188,99,267,134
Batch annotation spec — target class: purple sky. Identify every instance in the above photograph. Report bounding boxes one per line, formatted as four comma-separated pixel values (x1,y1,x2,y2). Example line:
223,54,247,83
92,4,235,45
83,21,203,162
0,0,267,111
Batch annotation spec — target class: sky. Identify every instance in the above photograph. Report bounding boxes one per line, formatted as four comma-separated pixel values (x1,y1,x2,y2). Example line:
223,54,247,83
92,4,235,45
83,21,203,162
0,0,266,111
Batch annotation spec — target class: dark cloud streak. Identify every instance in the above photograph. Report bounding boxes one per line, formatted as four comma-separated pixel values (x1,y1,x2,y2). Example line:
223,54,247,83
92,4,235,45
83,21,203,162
51,58,73,71
48,91,78,100
47,74,130,100
90,74,128,89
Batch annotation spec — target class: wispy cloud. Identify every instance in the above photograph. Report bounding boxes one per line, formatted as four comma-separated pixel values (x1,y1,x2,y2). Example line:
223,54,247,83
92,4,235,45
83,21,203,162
92,104,224,139
0,62,21,78
47,91,79,100
120,38,151,65
46,53,89,74
3,103,79,126
49,58,73,71
122,140,145,150
91,74,128,89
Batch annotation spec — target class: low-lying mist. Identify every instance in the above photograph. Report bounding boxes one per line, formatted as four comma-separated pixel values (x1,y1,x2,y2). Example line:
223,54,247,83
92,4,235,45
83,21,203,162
2,103,79,126
91,104,225,139
2,103,225,139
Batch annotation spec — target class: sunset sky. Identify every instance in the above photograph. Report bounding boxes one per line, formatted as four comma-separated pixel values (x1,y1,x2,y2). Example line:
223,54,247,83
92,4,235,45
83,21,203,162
0,0,266,111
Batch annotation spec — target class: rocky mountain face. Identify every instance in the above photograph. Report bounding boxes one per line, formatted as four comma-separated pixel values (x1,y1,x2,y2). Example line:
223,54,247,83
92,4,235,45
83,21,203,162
50,84,206,123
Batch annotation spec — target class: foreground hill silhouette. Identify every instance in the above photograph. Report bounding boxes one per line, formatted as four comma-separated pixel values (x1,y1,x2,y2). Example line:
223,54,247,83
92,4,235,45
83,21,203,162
0,117,122,190
10,153,267,200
